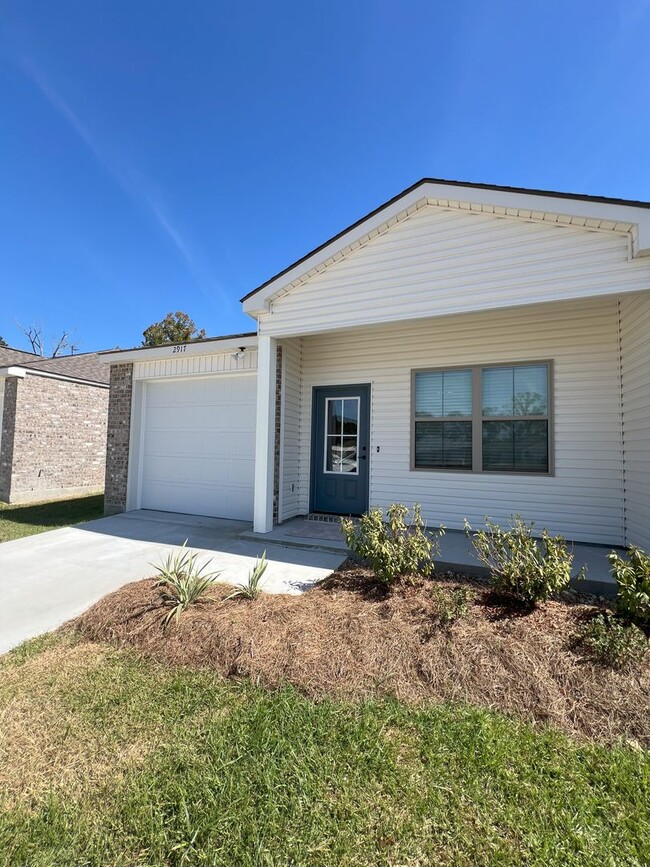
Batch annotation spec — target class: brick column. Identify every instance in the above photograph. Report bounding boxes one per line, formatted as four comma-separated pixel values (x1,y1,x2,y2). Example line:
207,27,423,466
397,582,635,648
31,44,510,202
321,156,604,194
104,363,133,515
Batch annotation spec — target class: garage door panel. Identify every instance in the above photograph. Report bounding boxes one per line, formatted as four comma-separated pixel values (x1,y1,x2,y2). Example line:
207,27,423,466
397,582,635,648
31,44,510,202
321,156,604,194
139,374,256,521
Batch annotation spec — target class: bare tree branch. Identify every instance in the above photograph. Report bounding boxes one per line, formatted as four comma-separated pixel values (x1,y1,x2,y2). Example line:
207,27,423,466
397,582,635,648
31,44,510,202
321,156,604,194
16,321,45,356
51,330,72,357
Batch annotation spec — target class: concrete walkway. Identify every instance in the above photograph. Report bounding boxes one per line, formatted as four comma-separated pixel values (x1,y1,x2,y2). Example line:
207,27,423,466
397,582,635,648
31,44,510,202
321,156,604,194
0,511,345,655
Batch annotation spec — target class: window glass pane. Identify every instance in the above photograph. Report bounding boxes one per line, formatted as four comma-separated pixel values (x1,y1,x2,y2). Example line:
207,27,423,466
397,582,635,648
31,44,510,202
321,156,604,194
513,420,548,471
482,367,513,417
415,370,472,418
442,370,472,417
442,421,473,466
342,399,358,434
414,372,442,418
482,421,513,470
514,365,548,416
326,399,342,435
483,420,548,472
415,421,472,469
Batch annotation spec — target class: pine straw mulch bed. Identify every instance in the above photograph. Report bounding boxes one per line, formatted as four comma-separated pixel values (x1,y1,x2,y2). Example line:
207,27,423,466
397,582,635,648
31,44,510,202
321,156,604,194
74,560,650,748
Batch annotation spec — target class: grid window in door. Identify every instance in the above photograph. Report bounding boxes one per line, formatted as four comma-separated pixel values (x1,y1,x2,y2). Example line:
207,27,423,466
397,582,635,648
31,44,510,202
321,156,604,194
324,397,360,474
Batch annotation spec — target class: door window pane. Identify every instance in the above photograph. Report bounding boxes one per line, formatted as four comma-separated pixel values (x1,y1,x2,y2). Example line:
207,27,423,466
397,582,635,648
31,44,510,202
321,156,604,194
324,397,359,474
415,421,472,469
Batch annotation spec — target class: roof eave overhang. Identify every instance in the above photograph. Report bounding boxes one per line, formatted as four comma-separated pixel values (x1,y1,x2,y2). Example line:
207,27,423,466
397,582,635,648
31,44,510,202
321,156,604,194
0,366,108,387
99,334,259,364
242,180,650,317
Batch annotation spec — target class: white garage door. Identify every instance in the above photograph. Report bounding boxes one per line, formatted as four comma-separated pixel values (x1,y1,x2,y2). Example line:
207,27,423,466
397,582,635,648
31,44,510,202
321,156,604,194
140,374,256,520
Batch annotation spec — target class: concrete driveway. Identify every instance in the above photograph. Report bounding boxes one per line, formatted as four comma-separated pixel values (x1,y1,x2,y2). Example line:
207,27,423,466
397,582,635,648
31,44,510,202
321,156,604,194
0,510,345,655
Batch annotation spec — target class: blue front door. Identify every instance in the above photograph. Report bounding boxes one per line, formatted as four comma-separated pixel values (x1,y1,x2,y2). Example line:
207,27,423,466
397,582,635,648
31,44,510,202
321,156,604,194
311,385,370,515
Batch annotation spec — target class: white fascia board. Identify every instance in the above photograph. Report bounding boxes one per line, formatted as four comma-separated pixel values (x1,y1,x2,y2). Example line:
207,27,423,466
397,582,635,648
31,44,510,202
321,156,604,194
0,366,107,387
99,335,259,365
242,182,650,316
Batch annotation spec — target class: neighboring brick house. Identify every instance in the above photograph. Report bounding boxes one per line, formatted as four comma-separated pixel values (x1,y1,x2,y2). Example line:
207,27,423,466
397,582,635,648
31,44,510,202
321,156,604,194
0,348,110,504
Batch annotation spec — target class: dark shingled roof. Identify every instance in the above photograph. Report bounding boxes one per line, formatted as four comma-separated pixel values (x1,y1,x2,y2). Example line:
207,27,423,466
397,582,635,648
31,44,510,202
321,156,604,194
2,351,110,385
0,346,40,366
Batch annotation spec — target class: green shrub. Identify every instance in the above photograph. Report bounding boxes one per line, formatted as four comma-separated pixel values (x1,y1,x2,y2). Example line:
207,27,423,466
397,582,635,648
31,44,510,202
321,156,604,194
464,516,582,605
607,547,650,626
225,551,268,601
152,541,220,627
577,614,648,670
431,585,472,627
341,504,444,585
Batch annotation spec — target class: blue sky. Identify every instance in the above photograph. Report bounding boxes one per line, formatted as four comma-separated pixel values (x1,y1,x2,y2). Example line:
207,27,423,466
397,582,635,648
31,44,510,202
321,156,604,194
1,1,649,353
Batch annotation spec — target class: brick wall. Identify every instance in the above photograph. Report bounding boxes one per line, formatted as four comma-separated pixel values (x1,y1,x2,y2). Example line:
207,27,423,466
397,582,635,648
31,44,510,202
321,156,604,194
104,363,133,515
1,374,109,504
0,378,18,501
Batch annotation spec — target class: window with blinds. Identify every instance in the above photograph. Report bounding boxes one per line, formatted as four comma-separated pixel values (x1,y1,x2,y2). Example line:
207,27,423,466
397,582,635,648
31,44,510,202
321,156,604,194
412,363,551,474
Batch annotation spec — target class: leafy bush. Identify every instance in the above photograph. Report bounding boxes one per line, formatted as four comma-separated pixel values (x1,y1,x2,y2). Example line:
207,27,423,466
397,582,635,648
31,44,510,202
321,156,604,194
607,547,650,626
577,614,648,670
464,516,582,605
225,551,269,601
153,541,220,627
430,585,472,627
341,504,444,585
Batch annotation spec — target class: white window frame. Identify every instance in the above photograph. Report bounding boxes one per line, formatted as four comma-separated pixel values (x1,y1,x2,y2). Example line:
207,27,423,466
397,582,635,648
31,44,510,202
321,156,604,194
323,395,360,476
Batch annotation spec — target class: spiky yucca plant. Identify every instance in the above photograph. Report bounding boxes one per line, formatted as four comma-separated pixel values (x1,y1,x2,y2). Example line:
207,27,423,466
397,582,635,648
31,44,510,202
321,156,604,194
153,541,220,627
225,551,268,601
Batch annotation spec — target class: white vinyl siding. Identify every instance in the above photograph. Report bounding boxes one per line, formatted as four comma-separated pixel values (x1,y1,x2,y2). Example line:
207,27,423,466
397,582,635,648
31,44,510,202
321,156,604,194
619,290,650,549
133,349,258,381
259,205,650,338
286,297,624,544
279,338,302,520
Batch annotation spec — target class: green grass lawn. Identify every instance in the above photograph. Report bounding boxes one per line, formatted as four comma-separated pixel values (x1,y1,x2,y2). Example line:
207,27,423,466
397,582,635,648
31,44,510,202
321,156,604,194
1,633,648,867
0,494,104,542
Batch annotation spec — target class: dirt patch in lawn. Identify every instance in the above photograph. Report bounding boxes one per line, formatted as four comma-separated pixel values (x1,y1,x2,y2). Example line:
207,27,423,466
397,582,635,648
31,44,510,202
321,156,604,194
74,561,650,747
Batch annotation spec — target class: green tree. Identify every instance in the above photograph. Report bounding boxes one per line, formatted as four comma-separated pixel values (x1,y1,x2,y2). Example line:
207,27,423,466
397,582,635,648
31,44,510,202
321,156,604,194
0,336,7,347
142,311,207,347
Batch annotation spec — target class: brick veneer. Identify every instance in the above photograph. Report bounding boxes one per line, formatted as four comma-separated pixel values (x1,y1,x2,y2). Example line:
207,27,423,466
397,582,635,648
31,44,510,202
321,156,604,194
104,363,133,515
0,374,108,504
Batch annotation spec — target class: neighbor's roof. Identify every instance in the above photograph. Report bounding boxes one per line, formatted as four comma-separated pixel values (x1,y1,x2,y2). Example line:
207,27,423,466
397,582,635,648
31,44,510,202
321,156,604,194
0,346,40,366
1,351,110,385
241,177,650,306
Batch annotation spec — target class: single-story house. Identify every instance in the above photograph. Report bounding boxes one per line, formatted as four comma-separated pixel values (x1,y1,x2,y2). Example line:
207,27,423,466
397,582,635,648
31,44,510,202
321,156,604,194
101,179,650,553
0,349,110,504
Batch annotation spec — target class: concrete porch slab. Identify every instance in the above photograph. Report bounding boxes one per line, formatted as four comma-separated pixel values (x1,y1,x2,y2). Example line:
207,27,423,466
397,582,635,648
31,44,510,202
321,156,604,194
245,517,619,597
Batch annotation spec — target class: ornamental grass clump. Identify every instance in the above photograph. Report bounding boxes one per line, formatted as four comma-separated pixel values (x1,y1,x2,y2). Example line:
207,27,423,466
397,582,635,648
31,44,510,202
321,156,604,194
464,515,581,605
152,541,220,627
607,546,650,626
225,551,269,601
341,503,444,585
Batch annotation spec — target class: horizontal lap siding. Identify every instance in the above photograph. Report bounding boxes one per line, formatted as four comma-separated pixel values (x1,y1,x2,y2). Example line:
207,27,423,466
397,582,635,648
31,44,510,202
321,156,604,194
133,350,258,380
620,291,650,549
298,298,624,544
260,206,650,337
